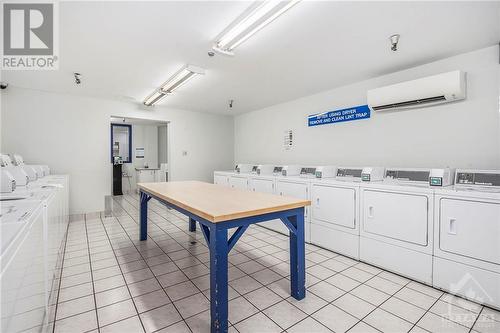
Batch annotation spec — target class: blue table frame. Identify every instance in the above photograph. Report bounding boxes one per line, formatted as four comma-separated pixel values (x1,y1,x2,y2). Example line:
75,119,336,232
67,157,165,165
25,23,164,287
139,190,306,333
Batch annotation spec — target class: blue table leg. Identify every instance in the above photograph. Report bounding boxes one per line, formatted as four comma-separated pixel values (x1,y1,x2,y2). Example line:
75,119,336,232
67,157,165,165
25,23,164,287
289,208,306,300
189,217,196,232
209,224,228,333
139,191,150,241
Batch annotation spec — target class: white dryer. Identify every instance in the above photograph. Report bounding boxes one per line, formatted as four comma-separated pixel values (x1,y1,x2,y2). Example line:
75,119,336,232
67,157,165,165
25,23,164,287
275,167,311,240
433,169,500,310
310,167,363,259
310,167,384,259
359,168,440,284
248,170,282,234
214,171,232,187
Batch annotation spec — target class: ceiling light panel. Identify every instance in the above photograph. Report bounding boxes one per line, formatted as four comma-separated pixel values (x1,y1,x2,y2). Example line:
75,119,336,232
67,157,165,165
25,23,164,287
143,65,205,106
160,65,205,93
213,0,300,55
143,90,166,106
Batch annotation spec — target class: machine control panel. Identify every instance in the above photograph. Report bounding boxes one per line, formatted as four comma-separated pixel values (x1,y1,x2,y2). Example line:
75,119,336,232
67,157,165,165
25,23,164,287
360,167,385,182
385,168,453,186
273,166,283,175
256,165,274,176
1,170,16,193
385,169,430,182
337,168,363,178
281,165,301,177
300,167,316,178
456,170,500,187
315,166,337,179
235,164,253,174
430,177,443,186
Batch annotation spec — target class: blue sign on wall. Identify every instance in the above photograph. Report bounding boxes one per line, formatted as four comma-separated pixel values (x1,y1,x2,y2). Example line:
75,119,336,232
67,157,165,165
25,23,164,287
308,105,371,127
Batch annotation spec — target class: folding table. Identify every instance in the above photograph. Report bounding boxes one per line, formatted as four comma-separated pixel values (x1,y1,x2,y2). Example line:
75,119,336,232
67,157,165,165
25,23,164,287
138,181,310,333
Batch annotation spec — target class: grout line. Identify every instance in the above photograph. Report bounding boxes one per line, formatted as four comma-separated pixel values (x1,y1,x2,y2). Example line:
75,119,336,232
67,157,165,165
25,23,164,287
95,214,148,333
50,216,71,333
83,214,101,333
112,195,195,332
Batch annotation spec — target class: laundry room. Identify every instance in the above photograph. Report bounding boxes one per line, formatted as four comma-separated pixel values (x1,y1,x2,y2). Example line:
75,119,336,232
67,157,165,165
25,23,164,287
0,1,499,333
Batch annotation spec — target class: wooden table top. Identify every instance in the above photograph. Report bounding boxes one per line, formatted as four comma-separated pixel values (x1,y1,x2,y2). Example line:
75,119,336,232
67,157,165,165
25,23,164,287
138,181,310,223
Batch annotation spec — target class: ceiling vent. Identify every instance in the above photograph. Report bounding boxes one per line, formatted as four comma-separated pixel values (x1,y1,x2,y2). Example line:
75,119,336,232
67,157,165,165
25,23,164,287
367,70,466,111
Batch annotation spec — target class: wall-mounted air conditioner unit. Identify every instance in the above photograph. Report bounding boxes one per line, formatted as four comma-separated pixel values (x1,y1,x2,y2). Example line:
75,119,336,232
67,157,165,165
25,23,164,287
367,70,466,111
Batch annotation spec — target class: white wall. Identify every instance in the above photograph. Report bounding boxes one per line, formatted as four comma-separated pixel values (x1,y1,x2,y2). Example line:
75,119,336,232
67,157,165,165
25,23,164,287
235,46,500,169
1,89,234,214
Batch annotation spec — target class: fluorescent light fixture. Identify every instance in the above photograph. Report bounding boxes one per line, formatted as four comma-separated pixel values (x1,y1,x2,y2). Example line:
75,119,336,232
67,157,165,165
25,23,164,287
143,90,167,106
213,0,300,55
143,65,205,106
160,65,205,94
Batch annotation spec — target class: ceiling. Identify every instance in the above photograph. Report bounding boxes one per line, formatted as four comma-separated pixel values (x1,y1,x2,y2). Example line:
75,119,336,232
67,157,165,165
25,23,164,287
3,1,500,115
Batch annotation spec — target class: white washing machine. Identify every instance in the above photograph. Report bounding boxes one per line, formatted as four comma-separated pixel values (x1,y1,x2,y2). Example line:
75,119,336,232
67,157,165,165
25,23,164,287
310,167,361,259
275,167,311,241
214,171,232,187
214,164,257,188
1,200,47,333
359,168,442,284
248,169,282,234
433,169,500,310
310,167,384,259
228,164,259,190
273,165,311,243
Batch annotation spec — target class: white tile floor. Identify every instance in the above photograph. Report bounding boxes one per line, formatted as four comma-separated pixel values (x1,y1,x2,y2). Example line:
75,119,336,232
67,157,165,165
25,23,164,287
49,194,500,333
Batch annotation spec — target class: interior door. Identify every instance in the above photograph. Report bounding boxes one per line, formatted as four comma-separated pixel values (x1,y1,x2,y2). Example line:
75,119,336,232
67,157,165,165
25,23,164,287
312,184,356,229
439,198,500,264
362,190,429,246
229,176,248,190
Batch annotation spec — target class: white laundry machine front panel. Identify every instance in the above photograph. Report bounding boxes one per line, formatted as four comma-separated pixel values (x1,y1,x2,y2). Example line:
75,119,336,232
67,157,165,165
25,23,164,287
249,177,275,194
311,184,356,230
362,189,430,247
439,198,500,265
228,175,249,190
276,179,309,218
276,178,311,241
214,174,229,187
433,257,500,310
432,182,500,310
249,176,289,235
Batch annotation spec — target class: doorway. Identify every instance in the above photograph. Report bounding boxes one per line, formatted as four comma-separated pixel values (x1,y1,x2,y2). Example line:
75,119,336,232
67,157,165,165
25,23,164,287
110,117,170,196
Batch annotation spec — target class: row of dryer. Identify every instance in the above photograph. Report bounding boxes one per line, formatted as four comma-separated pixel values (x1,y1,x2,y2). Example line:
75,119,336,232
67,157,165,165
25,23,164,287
0,154,70,333
214,165,500,310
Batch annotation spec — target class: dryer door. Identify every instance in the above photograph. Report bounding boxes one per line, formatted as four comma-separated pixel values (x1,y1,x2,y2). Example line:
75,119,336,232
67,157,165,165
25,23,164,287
312,184,356,229
362,190,429,246
439,198,500,265
214,175,228,187
229,176,248,190
249,178,274,193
